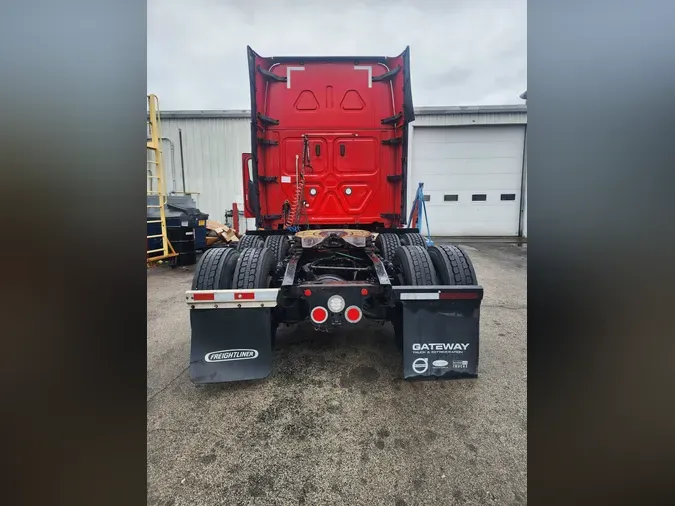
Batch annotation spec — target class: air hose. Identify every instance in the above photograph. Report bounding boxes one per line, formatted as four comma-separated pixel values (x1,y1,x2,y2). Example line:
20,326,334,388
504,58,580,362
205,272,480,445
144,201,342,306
284,136,312,229
284,173,305,228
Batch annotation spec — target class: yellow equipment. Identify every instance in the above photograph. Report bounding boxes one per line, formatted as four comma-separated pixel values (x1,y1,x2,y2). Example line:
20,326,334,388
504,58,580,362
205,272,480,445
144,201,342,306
147,94,177,263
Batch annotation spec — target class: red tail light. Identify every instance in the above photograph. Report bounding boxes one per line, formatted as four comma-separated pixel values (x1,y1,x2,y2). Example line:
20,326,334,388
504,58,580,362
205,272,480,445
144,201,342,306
310,306,328,324
345,306,362,323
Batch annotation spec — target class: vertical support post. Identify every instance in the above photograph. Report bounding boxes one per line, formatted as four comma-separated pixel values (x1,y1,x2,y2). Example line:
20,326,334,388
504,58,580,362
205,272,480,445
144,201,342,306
232,202,239,234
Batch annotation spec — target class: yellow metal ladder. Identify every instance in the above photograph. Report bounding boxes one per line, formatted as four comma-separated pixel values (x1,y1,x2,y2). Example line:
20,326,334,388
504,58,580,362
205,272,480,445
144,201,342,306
147,94,177,263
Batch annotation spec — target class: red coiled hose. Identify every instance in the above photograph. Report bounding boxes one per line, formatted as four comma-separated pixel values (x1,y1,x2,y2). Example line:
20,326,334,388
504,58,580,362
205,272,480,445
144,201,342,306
284,136,311,228
284,175,304,228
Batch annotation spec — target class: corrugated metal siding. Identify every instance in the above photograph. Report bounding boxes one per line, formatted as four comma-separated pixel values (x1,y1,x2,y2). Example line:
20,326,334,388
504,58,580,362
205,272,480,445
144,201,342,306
157,117,251,224
412,111,527,127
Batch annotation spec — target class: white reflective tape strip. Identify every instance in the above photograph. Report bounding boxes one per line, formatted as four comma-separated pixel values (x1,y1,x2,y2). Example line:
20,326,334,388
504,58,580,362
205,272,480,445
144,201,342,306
399,292,440,300
354,65,373,88
281,176,291,183
191,301,277,310
286,66,305,88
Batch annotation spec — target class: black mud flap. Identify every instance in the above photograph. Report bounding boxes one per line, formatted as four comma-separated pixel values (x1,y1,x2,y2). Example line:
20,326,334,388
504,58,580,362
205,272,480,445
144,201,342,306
189,307,274,384
393,286,483,380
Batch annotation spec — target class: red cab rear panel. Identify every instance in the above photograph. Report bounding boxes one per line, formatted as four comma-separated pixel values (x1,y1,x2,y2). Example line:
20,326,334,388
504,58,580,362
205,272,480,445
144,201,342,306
245,47,415,230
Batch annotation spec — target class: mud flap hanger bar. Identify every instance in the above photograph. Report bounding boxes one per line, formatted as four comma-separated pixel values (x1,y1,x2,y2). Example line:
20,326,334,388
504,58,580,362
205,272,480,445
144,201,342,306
186,289,280,309
393,285,483,301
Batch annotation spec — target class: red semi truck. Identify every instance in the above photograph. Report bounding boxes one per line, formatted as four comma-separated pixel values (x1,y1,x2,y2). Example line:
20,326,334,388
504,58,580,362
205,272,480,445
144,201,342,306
186,47,483,383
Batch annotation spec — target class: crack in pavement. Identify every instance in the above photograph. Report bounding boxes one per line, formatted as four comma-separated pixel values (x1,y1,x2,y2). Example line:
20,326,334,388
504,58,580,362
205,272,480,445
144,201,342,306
147,364,189,405
482,304,527,310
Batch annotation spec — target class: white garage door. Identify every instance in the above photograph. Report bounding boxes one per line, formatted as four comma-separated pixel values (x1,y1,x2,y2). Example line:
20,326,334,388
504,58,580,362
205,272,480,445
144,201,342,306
410,125,525,237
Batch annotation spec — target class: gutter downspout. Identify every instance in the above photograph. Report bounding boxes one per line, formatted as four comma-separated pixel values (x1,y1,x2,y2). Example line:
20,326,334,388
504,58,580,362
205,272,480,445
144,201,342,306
179,129,187,194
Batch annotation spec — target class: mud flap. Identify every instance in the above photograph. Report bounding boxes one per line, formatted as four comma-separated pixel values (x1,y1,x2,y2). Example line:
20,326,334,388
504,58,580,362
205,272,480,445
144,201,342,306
393,286,483,380
189,307,274,384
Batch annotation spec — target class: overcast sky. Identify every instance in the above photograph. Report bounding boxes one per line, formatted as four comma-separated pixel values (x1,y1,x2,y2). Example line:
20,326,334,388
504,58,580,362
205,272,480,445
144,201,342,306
148,0,526,110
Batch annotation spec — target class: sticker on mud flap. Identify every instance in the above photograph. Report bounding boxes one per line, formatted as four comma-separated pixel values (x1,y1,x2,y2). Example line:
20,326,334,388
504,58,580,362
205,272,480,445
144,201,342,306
412,343,469,354
280,176,291,183
205,349,259,362
410,344,470,373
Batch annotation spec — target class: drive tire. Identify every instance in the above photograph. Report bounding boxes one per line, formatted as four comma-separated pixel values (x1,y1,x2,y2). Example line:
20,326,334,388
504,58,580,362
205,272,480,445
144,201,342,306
233,247,276,289
428,244,478,285
191,247,240,290
401,232,426,248
375,233,401,261
393,245,439,286
237,234,264,250
264,235,291,263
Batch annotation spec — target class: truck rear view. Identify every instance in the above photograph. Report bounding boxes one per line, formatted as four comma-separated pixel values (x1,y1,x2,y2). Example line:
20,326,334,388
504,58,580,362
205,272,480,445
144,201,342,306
187,47,484,384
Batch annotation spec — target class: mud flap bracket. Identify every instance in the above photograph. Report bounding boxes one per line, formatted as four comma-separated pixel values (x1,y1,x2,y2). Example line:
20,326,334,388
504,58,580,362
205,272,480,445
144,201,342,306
393,286,483,380
189,306,274,384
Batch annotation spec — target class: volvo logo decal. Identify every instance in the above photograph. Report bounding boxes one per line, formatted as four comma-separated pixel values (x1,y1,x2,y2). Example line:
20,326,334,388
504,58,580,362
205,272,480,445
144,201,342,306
412,358,429,374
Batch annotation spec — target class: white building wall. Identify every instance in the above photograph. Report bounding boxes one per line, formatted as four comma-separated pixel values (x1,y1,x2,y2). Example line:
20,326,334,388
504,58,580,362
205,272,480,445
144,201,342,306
157,115,251,225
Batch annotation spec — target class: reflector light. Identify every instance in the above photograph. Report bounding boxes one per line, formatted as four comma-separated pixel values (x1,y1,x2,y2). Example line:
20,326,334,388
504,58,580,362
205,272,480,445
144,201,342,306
194,293,215,301
345,306,362,323
304,289,312,297
361,288,368,296
327,295,346,313
234,292,255,300
439,292,479,300
311,306,328,324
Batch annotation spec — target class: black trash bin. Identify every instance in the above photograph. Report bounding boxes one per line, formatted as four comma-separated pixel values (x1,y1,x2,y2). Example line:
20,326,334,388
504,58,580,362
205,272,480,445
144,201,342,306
167,226,196,266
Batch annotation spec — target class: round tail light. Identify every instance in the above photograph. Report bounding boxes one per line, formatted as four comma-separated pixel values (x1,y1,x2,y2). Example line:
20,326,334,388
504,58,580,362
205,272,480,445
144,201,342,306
345,306,362,323
310,306,328,324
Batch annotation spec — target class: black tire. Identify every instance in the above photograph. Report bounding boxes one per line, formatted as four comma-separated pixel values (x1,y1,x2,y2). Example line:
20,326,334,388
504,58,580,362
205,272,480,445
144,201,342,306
375,233,401,261
191,248,240,290
401,232,427,248
232,247,276,289
237,234,264,250
210,242,231,249
392,245,439,286
428,244,478,285
264,235,291,262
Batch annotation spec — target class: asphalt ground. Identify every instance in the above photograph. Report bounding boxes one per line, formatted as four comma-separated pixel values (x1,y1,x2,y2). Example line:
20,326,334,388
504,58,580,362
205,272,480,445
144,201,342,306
147,242,527,506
